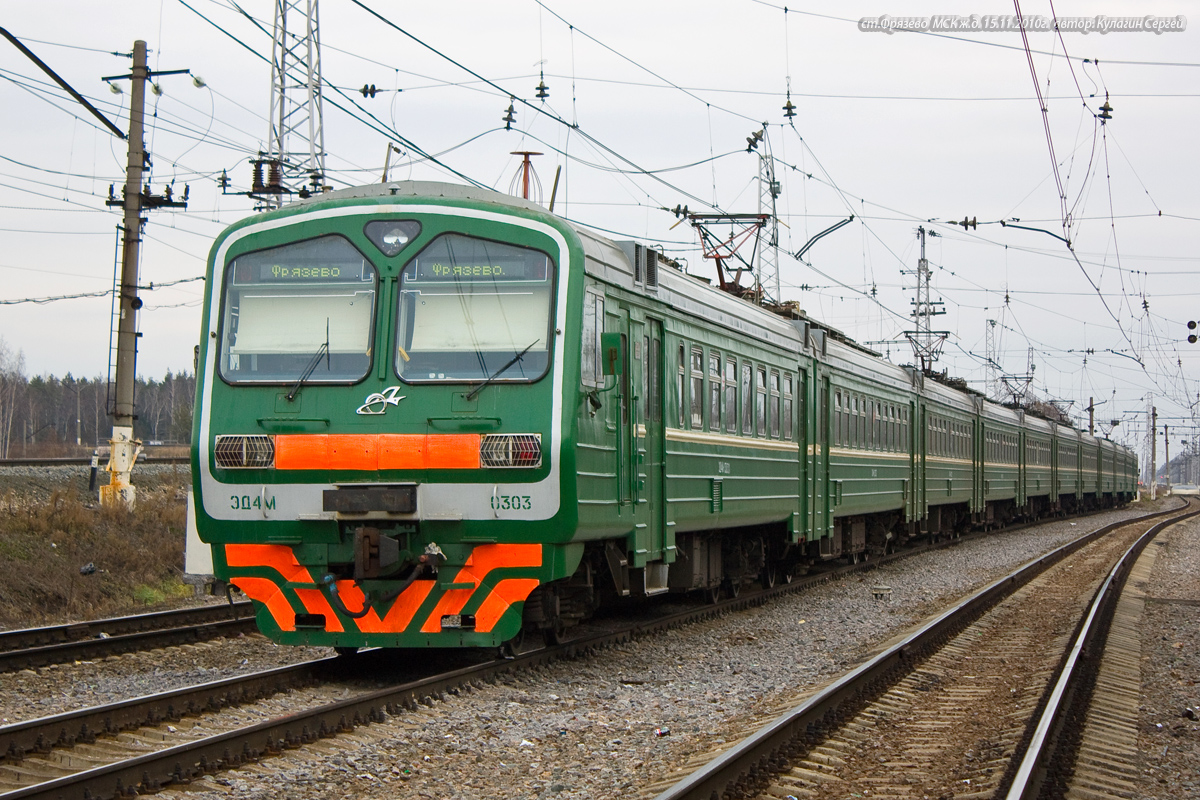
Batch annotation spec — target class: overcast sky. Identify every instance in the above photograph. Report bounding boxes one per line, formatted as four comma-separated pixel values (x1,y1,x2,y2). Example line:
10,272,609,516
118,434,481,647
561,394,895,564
1,1,1197,458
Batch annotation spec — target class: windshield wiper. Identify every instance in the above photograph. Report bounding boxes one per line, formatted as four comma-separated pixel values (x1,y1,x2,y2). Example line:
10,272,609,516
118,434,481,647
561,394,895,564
466,339,539,401
286,319,330,402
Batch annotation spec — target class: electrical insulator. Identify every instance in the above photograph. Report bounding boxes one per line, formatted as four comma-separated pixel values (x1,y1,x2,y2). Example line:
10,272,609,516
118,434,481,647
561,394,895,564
361,84,377,98
267,160,281,190
218,170,230,191
502,99,516,130
536,79,549,100
1098,99,1113,121
783,97,796,119
251,159,264,192
1188,320,1197,344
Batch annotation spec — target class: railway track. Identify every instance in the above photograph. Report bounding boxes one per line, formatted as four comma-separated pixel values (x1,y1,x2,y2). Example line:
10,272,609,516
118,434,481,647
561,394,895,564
0,458,188,468
0,503,1176,800
644,498,1194,800
0,603,256,672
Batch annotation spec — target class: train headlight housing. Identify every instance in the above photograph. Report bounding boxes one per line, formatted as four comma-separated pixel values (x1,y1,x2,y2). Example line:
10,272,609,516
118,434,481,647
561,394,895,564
480,434,542,468
214,434,276,468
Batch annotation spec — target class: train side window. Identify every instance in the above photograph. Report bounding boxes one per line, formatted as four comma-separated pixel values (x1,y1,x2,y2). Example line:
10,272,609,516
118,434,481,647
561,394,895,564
755,367,767,437
709,352,721,432
740,363,753,435
846,393,853,446
724,359,737,434
690,347,704,429
581,293,603,388
677,345,686,428
769,371,781,439
783,374,794,441
834,391,843,445
878,400,888,450
648,335,661,423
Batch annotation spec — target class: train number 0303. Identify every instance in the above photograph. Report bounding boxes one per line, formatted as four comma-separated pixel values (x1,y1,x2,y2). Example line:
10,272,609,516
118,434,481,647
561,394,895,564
491,494,532,511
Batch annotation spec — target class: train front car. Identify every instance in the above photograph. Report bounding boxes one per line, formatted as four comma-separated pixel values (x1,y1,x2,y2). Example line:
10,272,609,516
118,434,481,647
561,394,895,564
192,183,582,649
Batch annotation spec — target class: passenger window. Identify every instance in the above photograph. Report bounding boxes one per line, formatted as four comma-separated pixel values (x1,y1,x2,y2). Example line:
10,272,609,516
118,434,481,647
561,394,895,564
690,348,704,429
769,371,781,439
724,359,737,433
783,374,794,441
709,352,721,432
741,363,753,435
756,368,767,437
581,293,603,388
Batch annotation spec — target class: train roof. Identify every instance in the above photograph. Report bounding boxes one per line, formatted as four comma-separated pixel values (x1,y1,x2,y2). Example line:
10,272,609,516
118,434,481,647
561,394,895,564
276,182,1132,457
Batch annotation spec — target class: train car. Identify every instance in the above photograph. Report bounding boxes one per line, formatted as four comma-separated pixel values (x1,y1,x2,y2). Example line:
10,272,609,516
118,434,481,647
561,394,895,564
919,378,980,535
1056,425,1082,510
1023,416,1054,517
192,180,1138,651
824,337,915,559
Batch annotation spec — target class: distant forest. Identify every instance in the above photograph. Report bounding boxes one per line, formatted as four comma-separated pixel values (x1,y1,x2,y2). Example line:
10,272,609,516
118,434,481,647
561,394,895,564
0,341,193,458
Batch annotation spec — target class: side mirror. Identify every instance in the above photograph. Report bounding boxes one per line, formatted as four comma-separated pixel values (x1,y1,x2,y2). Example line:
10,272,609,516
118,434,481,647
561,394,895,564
601,332,624,376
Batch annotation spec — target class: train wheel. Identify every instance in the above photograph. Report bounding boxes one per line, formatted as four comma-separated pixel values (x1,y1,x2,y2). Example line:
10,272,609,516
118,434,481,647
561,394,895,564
543,618,568,646
725,580,741,599
762,565,778,589
705,585,721,604
501,627,531,658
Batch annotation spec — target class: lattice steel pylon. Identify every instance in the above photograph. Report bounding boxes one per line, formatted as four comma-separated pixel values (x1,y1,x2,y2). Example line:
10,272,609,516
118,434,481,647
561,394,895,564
755,128,781,304
263,0,326,209
904,226,949,373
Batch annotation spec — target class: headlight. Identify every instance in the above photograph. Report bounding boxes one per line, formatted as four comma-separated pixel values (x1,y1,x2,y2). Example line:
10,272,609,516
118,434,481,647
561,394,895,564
214,435,276,468
480,434,542,468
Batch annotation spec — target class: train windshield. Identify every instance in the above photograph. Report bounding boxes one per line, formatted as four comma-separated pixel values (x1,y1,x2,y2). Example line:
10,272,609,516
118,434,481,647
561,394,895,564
395,234,554,383
219,236,376,383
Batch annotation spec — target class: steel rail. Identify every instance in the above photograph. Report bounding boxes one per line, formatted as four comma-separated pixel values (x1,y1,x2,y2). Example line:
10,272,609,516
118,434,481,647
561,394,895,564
0,457,188,467
1004,498,1200,799
649,498,1190,800
0,603,256,672
0,502,1175,800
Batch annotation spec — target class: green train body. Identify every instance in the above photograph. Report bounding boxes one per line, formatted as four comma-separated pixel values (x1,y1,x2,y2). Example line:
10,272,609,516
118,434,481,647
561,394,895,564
192,181,1140,649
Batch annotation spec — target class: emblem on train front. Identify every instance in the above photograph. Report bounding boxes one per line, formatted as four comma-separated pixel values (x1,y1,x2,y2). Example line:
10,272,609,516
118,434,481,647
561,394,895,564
357,386,406,415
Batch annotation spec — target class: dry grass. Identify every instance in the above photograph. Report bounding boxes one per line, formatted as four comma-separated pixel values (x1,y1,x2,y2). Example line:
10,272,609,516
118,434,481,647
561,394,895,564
0,485,189,628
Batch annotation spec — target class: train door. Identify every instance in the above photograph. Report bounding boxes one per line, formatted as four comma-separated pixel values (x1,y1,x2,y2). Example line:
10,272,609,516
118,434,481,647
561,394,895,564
973,414,984,519
795,369,809,541
810,370,831,540
622,315,667,567
642,319,668,561
604,304,633,508
916,401,928,518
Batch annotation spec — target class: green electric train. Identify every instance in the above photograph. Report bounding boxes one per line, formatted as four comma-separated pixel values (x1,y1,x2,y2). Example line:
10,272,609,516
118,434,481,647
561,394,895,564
192,181,1139,650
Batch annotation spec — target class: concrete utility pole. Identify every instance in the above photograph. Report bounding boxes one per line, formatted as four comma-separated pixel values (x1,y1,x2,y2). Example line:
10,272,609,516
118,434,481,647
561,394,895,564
1164,425,1170,491
101,40,188,507
1150,406,1158,501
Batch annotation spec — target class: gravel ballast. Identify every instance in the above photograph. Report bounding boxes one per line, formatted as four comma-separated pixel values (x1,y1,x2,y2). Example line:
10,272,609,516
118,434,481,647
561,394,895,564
3,498,1190,798
111,502,1177,800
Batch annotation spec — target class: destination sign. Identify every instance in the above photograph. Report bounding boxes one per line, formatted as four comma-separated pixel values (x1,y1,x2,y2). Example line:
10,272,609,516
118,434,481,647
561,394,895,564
230,235,375,284
405,233,552,284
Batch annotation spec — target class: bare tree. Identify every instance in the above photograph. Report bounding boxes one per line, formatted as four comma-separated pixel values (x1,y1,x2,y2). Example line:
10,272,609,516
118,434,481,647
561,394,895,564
0,339,26,458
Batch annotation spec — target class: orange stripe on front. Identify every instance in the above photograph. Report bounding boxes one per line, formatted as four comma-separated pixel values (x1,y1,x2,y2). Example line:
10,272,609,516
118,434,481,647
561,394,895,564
294,588,345,633
275,434,481,470
230,577,297,632
419,544,543,633
473,578,540,632
225,543,315,584
225,545,344,631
